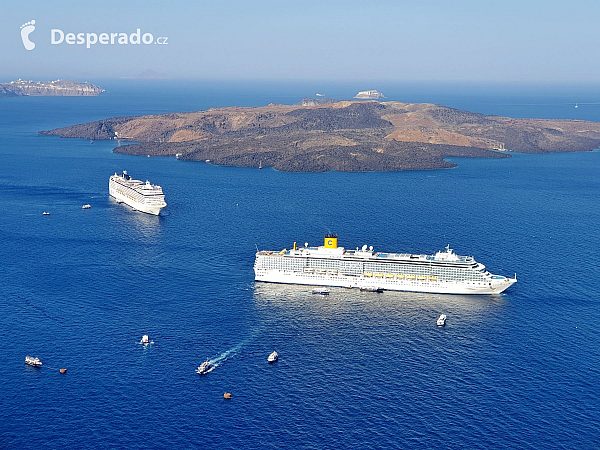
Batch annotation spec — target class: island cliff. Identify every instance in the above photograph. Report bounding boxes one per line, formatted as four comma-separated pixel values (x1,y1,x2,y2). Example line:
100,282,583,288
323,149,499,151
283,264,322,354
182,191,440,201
39,100,600,172
0,79,105,97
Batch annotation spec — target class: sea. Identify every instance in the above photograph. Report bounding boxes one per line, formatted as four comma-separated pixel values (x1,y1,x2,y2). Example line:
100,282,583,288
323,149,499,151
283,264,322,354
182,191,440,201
0,80,599,449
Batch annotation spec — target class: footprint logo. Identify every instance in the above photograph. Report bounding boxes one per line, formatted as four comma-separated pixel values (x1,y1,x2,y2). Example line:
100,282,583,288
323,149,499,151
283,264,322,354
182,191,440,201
20,20,36,50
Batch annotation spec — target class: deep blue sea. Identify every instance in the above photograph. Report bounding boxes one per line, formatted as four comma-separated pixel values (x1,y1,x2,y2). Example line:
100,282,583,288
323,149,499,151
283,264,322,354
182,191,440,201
1,81,599,449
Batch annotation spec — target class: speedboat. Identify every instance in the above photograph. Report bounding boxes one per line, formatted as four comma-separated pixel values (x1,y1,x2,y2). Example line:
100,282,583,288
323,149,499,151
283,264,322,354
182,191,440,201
196,361,211,375
25,356,42,367
437,314,447,326
268,351,278,363
82,204,91,209
42,212,50,216
312,288,330,295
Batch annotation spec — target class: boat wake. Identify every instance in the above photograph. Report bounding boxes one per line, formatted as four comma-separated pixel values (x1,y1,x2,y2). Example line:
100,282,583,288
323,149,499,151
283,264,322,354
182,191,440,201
201,339,251,374
209,341,245,368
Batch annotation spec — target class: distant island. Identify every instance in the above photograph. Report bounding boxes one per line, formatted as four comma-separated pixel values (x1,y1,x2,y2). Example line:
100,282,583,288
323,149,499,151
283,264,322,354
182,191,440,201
39,100,600,172
0,79,105,97
354,90,385,99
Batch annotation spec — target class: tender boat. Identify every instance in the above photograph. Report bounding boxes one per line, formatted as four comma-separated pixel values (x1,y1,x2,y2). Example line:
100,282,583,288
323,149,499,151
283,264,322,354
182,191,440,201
25,356,42,367
42,212,50,216
82,204,91,209
360,286,384,293
312,288,330,295
196,361,211,375
437,314,447,326
268,351,278,363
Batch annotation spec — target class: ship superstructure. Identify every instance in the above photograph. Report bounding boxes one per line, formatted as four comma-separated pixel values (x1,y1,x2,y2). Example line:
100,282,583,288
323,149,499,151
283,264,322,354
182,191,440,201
254,235,516,295
109,171,167,215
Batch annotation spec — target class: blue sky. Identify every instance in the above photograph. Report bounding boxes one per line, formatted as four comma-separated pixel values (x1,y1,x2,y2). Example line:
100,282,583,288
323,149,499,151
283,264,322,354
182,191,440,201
1,0,599,82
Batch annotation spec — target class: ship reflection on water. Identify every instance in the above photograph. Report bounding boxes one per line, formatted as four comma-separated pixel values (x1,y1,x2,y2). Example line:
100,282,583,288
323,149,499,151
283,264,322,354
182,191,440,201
108,196,163,240
252,282,508,326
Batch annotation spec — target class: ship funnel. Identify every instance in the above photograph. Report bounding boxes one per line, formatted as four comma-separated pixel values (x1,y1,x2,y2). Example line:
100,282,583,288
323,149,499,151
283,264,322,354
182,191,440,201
324,234,338,249
293,241,297,250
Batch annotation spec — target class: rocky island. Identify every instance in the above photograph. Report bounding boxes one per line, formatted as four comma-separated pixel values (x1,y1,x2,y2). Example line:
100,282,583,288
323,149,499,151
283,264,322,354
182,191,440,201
39,100,600,172
0,79,105,97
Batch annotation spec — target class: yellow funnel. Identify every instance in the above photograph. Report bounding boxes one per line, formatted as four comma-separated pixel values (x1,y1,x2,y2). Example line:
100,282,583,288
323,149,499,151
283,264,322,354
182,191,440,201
324,234,338,249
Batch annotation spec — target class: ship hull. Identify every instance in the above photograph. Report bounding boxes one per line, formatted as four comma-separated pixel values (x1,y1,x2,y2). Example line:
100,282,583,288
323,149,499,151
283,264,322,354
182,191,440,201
255,270,516,295
109,181,165,215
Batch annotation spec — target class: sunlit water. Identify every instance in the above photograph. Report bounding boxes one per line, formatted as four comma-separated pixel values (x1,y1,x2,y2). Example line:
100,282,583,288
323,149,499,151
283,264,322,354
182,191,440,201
1,81,599,449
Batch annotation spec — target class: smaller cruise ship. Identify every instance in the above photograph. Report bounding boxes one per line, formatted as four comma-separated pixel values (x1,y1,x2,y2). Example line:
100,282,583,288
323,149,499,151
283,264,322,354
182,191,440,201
109,171,167,215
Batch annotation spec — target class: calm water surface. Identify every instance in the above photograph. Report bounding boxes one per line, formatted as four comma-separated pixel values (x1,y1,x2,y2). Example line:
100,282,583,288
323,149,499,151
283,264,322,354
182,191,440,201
0,81,599,449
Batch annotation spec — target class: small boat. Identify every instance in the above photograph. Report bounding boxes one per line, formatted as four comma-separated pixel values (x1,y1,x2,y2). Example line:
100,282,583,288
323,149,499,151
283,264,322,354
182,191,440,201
42,212,50,216
175,153,182,160
82,204,91,209
437,314,447,326
141,335,149,345
360,287,384,293
25,356,42,367
223,392,232,399
268,351,278,363
59,368,67,374
196,361,211,375
258,161,263,169
312,288,330,295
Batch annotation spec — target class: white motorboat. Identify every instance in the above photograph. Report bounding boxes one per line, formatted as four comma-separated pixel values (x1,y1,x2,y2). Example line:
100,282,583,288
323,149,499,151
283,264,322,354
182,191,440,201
196,361,211,375
268,351,278,363
42,212,50,216
82,204,91,209
25,356,42,367
437,314,447,326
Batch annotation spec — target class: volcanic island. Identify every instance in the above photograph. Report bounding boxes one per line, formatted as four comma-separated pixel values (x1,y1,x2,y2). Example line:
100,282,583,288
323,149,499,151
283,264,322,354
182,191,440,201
39,99,600,172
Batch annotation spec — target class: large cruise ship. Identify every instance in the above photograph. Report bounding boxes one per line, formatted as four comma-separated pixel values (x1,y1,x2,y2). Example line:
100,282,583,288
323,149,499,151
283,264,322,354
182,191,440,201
254,235,517,295
109,171,167,215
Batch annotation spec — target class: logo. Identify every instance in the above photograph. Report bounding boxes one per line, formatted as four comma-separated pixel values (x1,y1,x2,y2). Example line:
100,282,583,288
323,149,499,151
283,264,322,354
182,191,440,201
20,20,36,50
51,28,168,48
17,20,168,50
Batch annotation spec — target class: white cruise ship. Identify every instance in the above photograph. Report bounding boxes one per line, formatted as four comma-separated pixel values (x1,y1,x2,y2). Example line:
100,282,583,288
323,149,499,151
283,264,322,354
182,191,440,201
254,235,517,295
109,171,167,215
